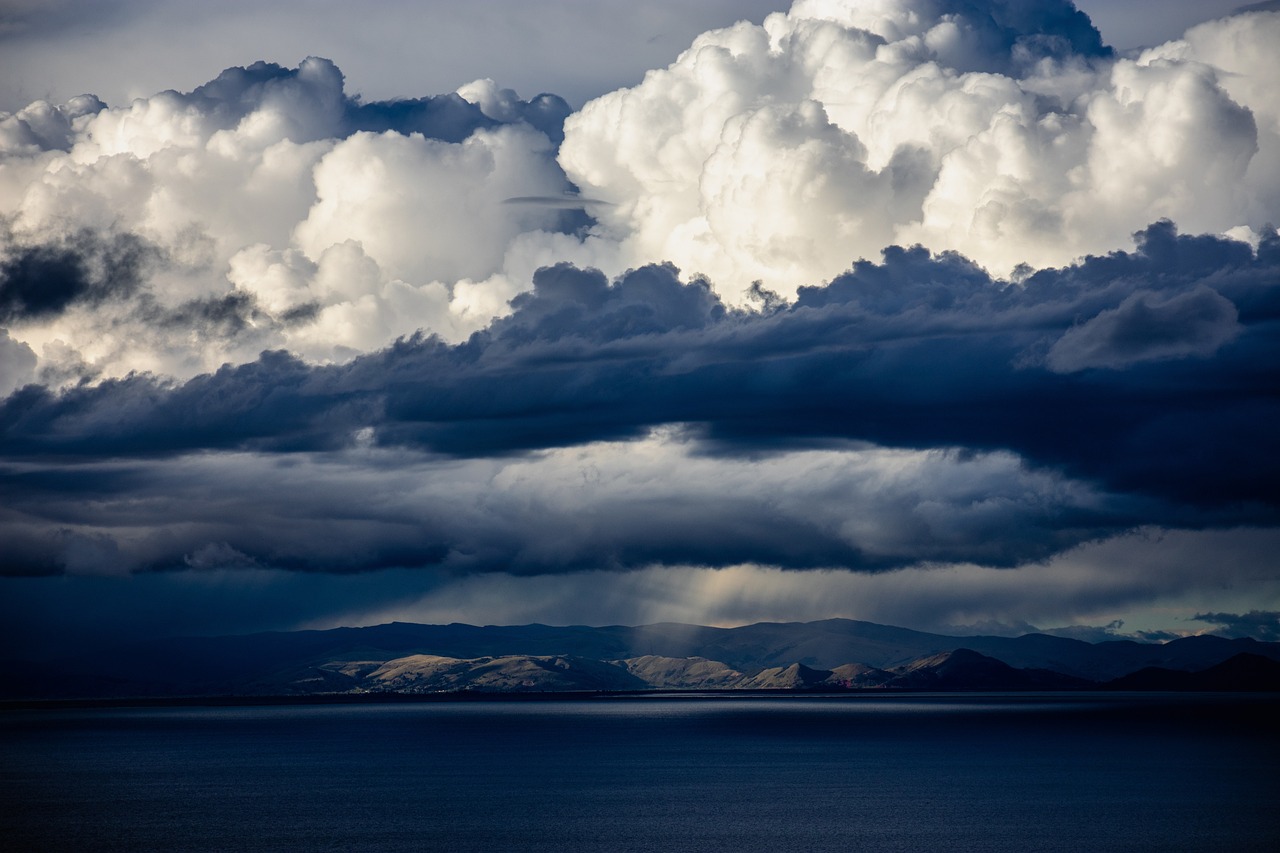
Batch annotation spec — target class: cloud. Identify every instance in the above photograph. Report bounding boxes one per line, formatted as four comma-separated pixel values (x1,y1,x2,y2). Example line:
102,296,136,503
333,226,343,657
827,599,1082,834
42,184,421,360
560,1,1278,297
1,221,1277,582
0,93,104,153
0,428,1123,578
1035,621,1128,642
3,5,1279,388
1190,609,1280,641
1046,285,1242,371
0,565,455,659
1144,9,1280,222
5,526,1278,657
0,56,583,380
0,327,36,396
0,0,134,40
0,1,791,113
0,230,156,321
293,123,566,286
4,221,1275,507
0,2,1277,644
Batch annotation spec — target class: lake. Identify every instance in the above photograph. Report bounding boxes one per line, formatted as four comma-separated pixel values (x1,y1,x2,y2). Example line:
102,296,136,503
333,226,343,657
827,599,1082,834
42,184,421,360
3,693,1277,851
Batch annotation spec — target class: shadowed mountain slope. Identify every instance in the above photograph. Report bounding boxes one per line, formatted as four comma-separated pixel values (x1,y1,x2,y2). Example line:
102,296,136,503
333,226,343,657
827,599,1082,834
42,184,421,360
885,649,1094,691
1104,653,1280,692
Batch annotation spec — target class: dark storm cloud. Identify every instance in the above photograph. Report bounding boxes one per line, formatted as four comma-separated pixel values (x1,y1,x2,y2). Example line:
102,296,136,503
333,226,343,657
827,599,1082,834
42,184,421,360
0,565,456,659
3,221,1278,510
1191,610,1280,641
0,230,156,321
1,222,1278,578
1045,286,1241,372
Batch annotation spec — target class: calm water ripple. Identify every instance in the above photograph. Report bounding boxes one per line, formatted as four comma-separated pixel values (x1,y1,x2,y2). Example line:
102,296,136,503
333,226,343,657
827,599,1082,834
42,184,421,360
3,693,1277,852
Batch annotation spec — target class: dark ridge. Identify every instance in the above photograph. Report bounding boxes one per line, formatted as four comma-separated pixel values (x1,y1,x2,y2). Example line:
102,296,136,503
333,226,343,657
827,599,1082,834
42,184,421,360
1104,653,1280,692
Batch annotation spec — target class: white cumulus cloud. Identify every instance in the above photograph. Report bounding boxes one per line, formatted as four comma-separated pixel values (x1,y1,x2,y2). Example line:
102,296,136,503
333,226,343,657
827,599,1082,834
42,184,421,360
1,2,1277,389
560,1,1279,297
0,57,579,382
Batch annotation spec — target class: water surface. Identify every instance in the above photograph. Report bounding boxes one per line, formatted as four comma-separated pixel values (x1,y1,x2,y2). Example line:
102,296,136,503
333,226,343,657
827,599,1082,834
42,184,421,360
3,693,1277,851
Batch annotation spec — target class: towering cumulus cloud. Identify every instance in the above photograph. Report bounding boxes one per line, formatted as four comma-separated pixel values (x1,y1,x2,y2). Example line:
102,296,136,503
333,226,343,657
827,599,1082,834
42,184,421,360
0,58,576,380
1,1,1277,383
0,0,1278,640
562,0,1278,296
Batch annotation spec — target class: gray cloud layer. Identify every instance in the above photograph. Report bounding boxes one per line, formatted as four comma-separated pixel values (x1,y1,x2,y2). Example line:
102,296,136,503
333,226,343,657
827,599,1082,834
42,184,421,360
1,222,1276,578
1192,609,1280,641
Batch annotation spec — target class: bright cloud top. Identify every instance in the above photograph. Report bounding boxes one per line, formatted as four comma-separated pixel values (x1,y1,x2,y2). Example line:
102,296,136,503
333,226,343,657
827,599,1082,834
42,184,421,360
562,0,1278,295
0,59,578,383
0,0,1277,389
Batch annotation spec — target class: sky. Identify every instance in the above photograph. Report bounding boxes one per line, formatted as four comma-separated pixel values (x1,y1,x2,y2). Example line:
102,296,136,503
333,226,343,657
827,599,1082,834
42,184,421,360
2,0,1279,655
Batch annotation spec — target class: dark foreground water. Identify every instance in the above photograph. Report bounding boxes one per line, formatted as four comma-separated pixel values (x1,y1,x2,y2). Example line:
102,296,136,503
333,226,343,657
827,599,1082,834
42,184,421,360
3,693,1278,852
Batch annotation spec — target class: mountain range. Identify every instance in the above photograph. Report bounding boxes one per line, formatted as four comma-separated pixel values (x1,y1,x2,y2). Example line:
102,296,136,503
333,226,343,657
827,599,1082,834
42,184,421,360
6,619,1280,700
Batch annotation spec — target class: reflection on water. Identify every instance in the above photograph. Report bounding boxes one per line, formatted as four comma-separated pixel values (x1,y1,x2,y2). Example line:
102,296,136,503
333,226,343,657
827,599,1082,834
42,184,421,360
4,694,1278,852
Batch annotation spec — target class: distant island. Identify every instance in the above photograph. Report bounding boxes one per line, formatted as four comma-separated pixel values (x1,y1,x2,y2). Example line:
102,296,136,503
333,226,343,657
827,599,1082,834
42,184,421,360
6,619,1280,702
